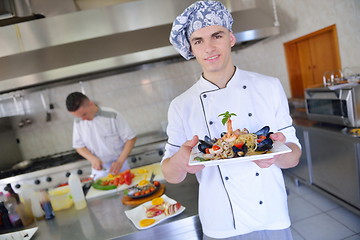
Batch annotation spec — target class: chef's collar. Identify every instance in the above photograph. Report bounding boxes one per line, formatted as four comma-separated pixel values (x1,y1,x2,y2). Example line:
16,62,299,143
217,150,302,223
199,66,239,90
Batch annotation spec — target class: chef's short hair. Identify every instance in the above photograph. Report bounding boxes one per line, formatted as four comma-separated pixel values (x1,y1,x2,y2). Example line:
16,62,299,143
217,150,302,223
66,92,89,112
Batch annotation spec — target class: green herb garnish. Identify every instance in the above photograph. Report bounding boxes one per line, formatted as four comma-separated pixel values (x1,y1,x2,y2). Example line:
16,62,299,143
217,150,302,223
218,111,237,126
194,156,209,162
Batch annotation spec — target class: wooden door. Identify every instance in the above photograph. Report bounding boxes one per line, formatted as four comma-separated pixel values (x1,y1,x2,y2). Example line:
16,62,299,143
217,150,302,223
297,39,314,89
310,30,341,86
284,25,341,98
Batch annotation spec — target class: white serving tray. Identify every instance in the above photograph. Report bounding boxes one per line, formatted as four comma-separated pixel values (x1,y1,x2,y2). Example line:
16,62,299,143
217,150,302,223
125,194,185,230
189,141,292,167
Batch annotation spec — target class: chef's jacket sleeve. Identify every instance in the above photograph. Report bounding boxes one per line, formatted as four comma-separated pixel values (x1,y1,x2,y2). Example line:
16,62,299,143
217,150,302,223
72,120,85,149
114,112,136,142
273,79,301,149
162,100,189,162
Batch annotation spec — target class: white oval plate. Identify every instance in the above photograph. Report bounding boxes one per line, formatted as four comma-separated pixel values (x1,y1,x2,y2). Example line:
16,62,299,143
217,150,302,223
125,194,186,230
189,141,292,166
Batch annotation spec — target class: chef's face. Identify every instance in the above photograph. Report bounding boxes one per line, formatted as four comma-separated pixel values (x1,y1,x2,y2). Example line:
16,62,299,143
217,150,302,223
189,25,235,75
70,100,97,121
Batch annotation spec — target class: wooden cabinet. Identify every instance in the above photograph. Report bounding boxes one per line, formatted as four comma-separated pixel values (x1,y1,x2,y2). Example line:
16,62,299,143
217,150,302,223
284,25,341,98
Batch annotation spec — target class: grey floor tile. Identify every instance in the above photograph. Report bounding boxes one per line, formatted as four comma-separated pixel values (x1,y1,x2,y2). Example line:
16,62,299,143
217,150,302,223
288,196,322,222
285,173,359,240
292,213,355,240
301,192,340,212
327,207,360,233
291,228,305,240
343,234,360,240
284,178,317,197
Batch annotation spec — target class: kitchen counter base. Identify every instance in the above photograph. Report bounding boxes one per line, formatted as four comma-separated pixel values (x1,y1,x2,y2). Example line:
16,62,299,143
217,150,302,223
112,215,202,240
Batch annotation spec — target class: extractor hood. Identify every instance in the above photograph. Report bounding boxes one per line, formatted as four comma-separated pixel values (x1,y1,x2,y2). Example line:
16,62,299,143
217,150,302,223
0,0,280,94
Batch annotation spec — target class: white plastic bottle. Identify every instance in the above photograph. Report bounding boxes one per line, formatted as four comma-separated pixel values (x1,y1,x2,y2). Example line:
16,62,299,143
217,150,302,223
30,191,45,220
68,173,87,210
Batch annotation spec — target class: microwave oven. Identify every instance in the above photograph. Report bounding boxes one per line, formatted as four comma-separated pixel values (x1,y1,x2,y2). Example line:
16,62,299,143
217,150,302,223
305,83,360,127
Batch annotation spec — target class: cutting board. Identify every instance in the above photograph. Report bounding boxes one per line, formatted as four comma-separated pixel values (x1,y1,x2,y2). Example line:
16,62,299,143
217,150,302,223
86,162,164,200
121,184,165,206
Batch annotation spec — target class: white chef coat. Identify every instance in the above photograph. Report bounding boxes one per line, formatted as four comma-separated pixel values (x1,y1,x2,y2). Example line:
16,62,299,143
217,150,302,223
162,67,301,238
72,107,136,177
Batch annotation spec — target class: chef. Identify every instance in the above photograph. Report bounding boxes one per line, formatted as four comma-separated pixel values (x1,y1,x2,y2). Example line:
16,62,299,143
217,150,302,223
66,92,136,179
161,1,302,240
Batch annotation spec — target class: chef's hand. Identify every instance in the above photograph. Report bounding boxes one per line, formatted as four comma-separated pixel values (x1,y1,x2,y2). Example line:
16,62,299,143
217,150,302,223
178,135,205,174
162,135,204,184
253,156,278,168
109,161,123,175
91,158,103,170
253,132,286,168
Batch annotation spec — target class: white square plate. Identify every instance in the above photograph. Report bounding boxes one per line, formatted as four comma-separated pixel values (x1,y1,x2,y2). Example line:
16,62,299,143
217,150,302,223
189,141,292,166
0,227,38,240
125,194,186,230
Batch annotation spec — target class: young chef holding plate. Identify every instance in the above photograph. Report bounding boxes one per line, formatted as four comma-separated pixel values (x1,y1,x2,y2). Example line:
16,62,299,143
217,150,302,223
66,92,136,179
161,1,302,239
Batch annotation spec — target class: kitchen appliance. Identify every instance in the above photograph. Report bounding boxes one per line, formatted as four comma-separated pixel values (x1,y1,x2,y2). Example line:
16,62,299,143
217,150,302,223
128,140,165,169
0,151,92,192
0,132,167,193
305,83,360,127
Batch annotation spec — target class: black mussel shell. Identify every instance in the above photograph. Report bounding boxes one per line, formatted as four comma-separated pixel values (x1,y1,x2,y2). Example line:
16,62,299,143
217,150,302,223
198,140,213,153
266,132,274,138
254,126,270,137
232,144,248,157
204,135,216,145
220,132,226,137
256,138,273,152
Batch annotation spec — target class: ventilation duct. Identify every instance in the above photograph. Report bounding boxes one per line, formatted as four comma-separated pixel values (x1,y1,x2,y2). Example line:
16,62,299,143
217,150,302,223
0,0,280,94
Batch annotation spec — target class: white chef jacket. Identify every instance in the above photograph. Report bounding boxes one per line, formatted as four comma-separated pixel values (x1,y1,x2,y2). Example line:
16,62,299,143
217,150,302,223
162,67,301,238
72,107,136,177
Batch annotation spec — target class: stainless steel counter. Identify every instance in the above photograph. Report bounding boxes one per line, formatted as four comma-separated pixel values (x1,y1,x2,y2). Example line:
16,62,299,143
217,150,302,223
287,119,360,215
28,174,200,240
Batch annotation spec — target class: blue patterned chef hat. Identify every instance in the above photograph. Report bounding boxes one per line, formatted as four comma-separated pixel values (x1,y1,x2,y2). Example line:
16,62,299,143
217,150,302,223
169,1,233,60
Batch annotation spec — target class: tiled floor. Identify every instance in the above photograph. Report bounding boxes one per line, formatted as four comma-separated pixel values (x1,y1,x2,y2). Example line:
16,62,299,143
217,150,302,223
284,175,360,240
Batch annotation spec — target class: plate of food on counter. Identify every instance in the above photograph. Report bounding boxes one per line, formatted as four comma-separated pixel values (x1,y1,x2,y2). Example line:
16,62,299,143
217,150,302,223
124,177,161,199
189,112,292,166
91,169,136,191
341,127,360,137
125,195,185,230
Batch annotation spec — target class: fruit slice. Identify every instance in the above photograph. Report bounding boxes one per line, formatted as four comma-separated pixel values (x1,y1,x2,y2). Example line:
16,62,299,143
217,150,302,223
151,197,164,205
139,218,155,227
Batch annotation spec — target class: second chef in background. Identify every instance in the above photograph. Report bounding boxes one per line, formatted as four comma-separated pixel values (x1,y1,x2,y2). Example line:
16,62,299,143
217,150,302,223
66,92,136,179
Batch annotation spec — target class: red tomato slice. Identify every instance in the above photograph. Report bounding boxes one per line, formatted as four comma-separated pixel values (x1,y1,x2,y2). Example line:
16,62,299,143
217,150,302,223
114,178,119,186
119,177,125,185
212,145,220,151
234,142,244,149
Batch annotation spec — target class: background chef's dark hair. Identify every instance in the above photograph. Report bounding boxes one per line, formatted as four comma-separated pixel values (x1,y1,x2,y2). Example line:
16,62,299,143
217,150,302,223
66,92,89,112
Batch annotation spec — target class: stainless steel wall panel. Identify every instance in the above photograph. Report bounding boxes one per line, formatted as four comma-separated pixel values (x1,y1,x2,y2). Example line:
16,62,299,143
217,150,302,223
0,0,279,95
